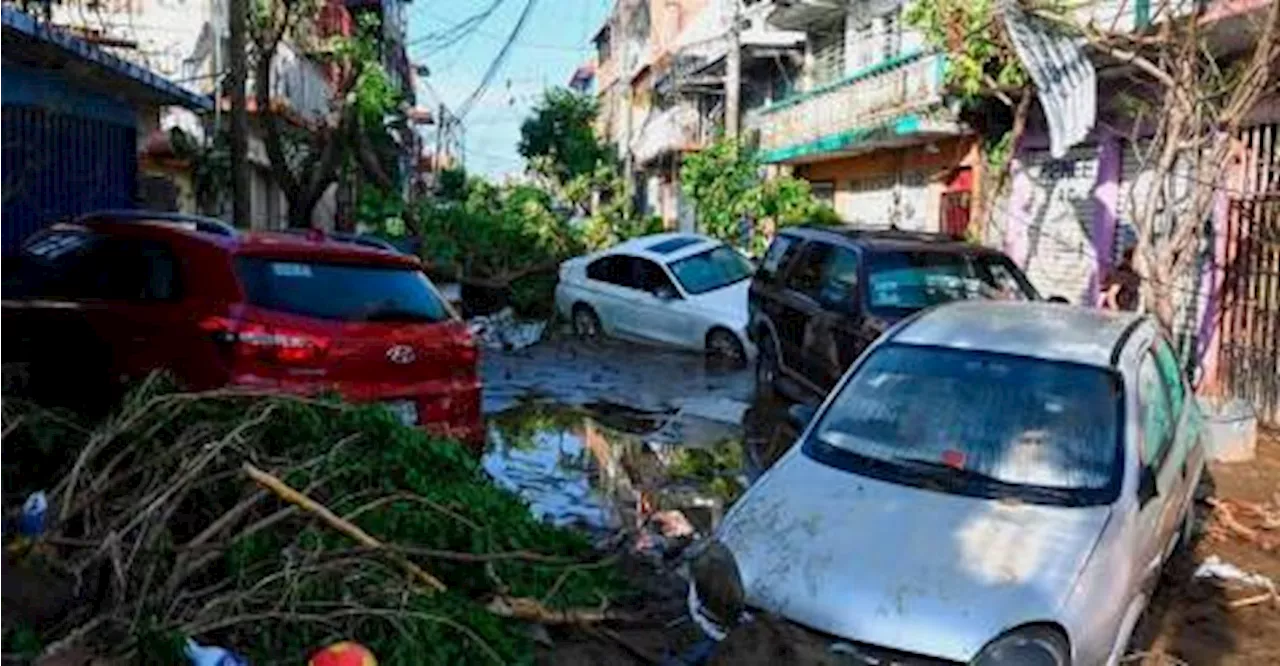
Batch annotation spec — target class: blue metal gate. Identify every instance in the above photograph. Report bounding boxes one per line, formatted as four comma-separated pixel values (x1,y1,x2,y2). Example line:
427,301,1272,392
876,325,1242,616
2,105,137,253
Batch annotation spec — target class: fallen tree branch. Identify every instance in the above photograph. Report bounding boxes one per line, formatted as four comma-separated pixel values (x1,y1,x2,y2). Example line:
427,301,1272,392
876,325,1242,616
485,596,645,625
243,463,447,593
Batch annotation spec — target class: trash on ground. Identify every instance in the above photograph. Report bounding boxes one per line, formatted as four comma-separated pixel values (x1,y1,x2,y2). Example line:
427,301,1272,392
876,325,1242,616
470,307,547,351
1205,497,1278,551
1192,555,1279,608
185,639,248,666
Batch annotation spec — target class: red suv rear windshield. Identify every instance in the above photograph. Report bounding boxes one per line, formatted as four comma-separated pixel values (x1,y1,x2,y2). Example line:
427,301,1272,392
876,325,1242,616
235,257,450,323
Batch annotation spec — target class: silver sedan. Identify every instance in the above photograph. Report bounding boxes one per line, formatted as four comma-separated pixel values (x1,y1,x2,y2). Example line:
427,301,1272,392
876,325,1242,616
688,301,1206,666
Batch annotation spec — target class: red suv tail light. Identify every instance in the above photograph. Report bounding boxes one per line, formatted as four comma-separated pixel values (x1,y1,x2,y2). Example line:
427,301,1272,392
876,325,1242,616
199,316,330,365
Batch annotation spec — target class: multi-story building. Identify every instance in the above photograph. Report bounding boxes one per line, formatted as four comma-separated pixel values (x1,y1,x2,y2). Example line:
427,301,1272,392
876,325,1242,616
45,0,416,230
592,0,802,229
746,0,980,235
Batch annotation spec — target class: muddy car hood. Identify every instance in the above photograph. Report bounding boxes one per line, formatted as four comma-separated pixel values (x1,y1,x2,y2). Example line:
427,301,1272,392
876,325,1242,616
716,452,1110,662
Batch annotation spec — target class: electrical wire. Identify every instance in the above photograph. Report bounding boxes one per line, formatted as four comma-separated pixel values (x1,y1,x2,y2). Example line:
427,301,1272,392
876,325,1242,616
408,0,508,50
456,0,540,120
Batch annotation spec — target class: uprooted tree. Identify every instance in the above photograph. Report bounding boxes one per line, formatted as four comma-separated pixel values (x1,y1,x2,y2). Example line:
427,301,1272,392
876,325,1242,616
907,0,1280,332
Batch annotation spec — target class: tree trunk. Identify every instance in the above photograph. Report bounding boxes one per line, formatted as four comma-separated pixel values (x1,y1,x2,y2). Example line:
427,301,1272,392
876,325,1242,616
227,0,250,226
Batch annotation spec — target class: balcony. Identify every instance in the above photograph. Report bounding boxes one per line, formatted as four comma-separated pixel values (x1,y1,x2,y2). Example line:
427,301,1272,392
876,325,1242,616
630,104,702,165
749,50,963,163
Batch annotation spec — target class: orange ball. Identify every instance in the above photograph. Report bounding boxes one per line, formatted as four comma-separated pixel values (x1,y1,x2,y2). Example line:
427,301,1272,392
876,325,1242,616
308,642,377,666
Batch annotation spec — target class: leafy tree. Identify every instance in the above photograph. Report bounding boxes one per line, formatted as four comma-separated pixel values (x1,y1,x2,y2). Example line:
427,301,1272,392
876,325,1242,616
518,89,611,185
681,137,838,255
248,3,404,227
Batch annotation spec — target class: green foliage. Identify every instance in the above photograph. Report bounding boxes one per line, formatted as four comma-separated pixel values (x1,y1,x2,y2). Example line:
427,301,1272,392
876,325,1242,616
170,127,231,217
417,171,582,288
4,380,626,665
681,137,838,255
357,185,407,236
519,89,611,184
903,0,1028,103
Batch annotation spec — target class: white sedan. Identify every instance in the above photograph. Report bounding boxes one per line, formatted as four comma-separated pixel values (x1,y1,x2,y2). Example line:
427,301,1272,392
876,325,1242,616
554,233,756,363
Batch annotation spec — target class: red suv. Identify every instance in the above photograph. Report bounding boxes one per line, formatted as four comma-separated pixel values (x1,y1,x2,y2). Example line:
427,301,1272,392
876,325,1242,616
2,211,483,449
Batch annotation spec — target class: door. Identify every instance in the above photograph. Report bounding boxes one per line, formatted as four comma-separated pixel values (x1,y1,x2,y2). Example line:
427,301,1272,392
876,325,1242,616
584,255,642,336
1152,337,1203,530
752,234,804,352
774,241,836,389
800,246,878,390
1133,348,1187,581
620,257,690,346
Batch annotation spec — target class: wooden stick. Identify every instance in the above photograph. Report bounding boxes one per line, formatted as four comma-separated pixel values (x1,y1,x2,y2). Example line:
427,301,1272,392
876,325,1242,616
486,596,644,625
242,463,446,593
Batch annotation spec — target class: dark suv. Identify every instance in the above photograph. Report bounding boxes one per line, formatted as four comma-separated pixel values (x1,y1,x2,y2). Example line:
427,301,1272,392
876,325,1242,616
748,227,1039,400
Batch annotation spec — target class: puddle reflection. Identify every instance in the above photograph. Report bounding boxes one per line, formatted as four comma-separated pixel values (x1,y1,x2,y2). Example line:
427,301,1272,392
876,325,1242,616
483,398,800,537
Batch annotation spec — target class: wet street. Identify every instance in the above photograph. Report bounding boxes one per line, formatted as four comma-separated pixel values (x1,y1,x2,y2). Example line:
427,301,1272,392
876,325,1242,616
480,336,800,543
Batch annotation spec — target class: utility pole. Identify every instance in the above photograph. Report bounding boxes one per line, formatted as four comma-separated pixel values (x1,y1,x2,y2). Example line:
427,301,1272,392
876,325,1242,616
435,104,446,174
227,0,250,225
724,0,742,139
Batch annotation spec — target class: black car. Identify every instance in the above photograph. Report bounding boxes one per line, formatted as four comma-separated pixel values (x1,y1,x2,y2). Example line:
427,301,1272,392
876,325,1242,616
748,226,1041,400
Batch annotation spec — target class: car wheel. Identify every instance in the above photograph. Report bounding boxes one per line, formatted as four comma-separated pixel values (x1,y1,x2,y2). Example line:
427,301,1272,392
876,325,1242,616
755,334,779,400
707,328,746,367
572,304,602,340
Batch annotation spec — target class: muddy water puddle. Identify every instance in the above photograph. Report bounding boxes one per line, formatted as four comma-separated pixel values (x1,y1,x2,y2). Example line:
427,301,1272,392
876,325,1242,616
482,399,796,540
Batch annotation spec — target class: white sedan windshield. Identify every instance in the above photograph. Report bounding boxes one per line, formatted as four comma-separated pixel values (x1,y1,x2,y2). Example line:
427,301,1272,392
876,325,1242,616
809,345,1121,503
669,246,754,295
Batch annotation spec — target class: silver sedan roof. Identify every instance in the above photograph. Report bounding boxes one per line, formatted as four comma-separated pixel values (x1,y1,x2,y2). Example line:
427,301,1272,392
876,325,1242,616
609,232,721,263
892,301,1146,368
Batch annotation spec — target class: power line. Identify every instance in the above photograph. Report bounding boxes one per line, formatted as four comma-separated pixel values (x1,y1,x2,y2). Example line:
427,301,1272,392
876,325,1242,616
457,0,540,120
408,0,508,50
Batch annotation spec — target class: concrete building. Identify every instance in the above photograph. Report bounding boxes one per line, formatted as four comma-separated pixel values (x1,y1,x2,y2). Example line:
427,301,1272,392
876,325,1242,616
592,0,802,229
2,6,213,252
747,0,979,235
44,0,415,231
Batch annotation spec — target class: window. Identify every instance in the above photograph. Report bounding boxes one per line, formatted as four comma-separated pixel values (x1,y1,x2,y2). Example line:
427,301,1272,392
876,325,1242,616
13,233,181,302
586,256,637,288
235,258,448,323
669,246,754,295
634,258,677,295
809,25,845,86
758,235,801,284
866,251,975,311
810,181,835,206
816,247,860,311
647,236,702,255
1138,351,1175,467
1153,339,1186,418
783,241,835,299
972,255,1041,301
807,345,1122,506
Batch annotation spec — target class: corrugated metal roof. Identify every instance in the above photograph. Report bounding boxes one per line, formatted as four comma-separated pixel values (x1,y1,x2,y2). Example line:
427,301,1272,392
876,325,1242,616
1,7,213,111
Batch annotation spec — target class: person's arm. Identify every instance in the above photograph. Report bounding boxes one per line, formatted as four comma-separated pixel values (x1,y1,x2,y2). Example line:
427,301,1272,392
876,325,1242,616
1102,282,1120,309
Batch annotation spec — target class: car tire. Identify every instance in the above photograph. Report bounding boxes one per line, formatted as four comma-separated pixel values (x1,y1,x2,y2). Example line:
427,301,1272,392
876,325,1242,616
572,304,602,340
755,334,779,399
707,328,747,367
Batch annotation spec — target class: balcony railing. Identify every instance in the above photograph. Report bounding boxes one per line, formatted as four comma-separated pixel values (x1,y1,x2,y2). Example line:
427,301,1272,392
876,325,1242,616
750,50,948,161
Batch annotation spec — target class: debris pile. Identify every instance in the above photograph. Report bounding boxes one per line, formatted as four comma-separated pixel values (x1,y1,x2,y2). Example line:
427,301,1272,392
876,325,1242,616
1204,495,1280,552
1,376,628,665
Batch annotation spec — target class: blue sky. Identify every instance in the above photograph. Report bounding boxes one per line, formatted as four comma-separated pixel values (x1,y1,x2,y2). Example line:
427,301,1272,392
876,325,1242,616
407,0,612,178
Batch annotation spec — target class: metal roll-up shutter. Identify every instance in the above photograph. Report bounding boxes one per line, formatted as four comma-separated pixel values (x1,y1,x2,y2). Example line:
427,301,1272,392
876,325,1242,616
1020,146,1101,302
843,174,895,228
897,170,930,232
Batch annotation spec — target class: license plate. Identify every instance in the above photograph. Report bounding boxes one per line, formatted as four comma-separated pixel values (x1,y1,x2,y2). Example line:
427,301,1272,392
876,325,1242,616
384,400,418,426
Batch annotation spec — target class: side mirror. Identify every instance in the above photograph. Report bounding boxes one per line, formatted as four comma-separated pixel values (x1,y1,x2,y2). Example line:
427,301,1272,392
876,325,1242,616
1138,465,1159,505
788,403,817,430
1048,295,1070,304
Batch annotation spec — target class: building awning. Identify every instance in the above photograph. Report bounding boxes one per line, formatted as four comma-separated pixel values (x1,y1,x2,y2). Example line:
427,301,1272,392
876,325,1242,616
2,7,213,111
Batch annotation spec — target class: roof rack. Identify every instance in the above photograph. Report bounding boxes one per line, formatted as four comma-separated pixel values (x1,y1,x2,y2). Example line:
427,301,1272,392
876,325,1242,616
80,210,238,237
